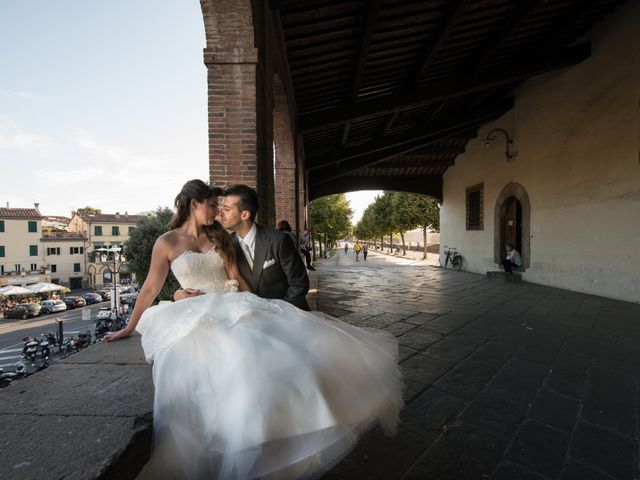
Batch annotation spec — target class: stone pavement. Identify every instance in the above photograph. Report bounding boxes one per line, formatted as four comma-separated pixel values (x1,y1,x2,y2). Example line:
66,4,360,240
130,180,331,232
319,250,640,480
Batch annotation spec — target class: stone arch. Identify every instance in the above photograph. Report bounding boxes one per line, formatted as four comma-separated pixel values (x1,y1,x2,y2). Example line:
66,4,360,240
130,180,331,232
272,74,298,231
494,182,531,268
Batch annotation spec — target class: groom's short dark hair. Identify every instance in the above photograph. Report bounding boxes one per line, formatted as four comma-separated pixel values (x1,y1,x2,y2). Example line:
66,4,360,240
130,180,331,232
223,184,259,221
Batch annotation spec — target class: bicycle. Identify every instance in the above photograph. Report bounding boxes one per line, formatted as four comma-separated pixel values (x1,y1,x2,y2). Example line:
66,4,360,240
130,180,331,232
443,246,463,271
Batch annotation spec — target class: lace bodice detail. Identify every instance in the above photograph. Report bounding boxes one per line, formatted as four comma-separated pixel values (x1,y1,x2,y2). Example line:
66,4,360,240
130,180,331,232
171,248,238,293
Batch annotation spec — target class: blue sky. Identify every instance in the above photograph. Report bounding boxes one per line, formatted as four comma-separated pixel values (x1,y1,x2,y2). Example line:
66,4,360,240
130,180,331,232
0,1,377,221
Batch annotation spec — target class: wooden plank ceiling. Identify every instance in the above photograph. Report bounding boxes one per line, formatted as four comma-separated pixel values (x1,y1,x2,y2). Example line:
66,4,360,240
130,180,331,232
276,0,626,199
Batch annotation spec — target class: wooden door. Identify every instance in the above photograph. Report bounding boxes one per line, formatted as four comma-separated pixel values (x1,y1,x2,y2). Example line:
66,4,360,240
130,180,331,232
504,197,517,248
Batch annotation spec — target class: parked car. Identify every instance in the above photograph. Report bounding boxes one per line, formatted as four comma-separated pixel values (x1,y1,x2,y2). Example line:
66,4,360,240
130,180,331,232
97,289,112,300
5,303,41,319
80,292,103,304
39,300,67,314
62,296,87,309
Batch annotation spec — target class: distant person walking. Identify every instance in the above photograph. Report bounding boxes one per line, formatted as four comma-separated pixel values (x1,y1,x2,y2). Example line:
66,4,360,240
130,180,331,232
354,242,362,261
344,242,349,254
362,244,368,261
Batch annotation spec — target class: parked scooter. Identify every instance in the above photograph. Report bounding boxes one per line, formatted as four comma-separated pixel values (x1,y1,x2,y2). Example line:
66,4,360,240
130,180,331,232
21,336,49,373
0,368,17,388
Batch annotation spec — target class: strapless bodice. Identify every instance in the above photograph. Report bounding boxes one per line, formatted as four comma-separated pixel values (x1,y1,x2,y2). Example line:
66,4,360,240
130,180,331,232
170,248,238,294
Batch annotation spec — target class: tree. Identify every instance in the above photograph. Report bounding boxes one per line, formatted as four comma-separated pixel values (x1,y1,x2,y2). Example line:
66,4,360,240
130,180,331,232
81,206,101,215
123,207,180,301
410,194,440,259
309,194,353,249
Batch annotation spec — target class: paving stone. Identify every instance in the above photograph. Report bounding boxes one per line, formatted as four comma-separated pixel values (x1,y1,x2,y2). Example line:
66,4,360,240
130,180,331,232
322,458,378,480
398,345,420,363
485,359,549,405
515,335,563,366
400,354,454,402
547,350,591,399
384,321,419,337
569,421,639,480
425,313,477,335
560,460,618,480
528,389,579,433
348,426,430,480
466,342,517,369
401,386,467,438
358,313,405,329
404,312,440,325
457,392,528,440
404,423,507,480
422,338,476,364
337,311,375,325
492,323,533,347
506,420,569,478
492,461,549,480
435,360,499,401
397,326,443,351
582,366,638,437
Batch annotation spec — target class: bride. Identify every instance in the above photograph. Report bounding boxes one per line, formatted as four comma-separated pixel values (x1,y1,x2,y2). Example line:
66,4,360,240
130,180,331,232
105,179,404,479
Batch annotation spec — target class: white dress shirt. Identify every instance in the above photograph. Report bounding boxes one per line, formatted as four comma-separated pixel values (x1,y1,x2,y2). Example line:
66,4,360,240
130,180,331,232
239,223,257,263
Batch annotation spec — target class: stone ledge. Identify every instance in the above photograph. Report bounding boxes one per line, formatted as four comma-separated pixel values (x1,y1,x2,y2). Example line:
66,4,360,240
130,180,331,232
0,335,153,480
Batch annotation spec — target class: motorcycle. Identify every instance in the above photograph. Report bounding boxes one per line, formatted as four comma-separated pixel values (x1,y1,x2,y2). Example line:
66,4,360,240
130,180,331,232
0,368,18,388
21,336,49,372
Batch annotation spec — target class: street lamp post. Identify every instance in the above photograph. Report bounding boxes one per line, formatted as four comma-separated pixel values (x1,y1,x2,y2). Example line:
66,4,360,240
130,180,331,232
96,246,124,332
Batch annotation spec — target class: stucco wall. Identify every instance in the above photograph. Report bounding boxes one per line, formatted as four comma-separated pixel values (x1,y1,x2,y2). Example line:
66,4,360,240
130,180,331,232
441,1,640,303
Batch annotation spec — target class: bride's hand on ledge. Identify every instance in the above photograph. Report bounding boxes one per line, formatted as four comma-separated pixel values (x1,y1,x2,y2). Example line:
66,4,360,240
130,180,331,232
104,328,132,342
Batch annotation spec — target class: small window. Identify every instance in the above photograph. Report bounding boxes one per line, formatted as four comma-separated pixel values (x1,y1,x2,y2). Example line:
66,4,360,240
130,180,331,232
73,263,81,272
128,226,135,234
80,247,84,254
94,226,103,236
0,245,4,257
466,183,484,231
28,221,37,233
51,265,57,273
30,263,37,271
0,265,3,275
14,264,21,274
29,245,38,256
112,226,120,236
0,220,4,232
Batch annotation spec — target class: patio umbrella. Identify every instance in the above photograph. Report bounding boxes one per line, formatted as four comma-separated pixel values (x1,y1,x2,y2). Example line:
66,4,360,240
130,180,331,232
0,285,33,296
26,282,66,293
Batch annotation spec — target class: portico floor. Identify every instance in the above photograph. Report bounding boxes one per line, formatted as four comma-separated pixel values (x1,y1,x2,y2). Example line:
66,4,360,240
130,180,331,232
316,249,640,480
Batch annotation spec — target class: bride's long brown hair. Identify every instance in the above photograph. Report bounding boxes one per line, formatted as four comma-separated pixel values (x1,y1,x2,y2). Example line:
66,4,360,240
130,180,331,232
168,179,236,266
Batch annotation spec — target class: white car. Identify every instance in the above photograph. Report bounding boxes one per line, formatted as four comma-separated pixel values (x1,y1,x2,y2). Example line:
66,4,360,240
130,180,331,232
40,300,67,314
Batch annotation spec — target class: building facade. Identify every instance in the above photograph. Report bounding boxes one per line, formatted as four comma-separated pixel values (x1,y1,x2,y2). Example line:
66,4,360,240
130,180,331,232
41,232,88,289
0,206,52,287
439,1,640,303
68,209,145,288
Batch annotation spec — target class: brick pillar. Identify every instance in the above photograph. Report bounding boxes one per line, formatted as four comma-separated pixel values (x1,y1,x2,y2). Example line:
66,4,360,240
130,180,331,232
201,0,259,188
273,75,297,230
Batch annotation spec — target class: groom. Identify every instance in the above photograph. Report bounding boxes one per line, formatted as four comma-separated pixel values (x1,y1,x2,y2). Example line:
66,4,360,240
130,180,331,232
175,184,310,310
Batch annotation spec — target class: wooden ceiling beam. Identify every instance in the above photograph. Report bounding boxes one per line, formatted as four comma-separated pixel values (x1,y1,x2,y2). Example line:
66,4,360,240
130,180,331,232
465,0,546,69
298,43,589,132
413,0,472,82
308,100,513,185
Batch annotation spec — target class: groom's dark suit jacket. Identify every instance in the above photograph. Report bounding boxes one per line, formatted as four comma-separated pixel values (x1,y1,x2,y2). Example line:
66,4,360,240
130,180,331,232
234,224,310,311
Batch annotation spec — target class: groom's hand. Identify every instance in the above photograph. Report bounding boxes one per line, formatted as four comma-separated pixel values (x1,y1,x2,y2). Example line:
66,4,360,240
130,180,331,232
174,288,203,301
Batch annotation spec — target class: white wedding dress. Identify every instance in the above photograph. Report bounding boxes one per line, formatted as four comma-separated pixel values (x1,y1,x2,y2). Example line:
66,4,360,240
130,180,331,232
136,248,404,479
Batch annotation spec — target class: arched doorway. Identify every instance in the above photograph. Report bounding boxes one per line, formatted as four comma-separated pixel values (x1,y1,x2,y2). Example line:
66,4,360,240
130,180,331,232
494,183,531,269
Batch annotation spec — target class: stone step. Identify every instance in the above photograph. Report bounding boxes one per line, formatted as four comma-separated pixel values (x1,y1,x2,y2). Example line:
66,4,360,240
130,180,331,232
486,270,522,282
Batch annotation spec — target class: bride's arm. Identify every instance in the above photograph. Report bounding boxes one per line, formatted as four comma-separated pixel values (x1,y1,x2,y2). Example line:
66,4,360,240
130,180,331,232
105,239,171,342
226,261,250,292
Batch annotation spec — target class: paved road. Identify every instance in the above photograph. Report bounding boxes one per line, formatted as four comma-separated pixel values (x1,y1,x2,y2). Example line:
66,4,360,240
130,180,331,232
0,303,106,369
315,249,640,480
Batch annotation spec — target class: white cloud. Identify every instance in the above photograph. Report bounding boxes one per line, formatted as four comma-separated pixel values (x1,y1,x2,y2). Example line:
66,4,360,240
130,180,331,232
0,132,60,152
0,90,42,101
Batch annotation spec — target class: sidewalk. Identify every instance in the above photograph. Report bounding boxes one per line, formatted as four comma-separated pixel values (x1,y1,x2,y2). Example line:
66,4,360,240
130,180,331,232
316,250,640,480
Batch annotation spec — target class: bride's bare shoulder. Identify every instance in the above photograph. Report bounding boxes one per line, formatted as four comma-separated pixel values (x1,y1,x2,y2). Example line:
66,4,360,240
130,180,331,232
154,231,182,256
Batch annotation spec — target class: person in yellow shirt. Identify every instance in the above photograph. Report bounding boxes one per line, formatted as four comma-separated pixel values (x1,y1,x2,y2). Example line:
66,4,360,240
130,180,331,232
354,241,362,261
